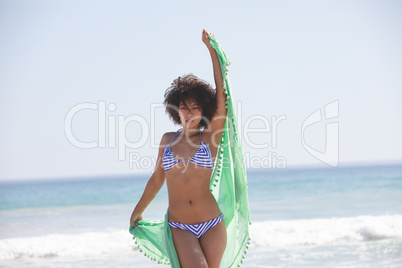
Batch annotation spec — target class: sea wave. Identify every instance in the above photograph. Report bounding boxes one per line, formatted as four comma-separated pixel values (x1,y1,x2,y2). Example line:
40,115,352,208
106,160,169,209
0,229,134,260
1,214,402,260
249,214,402,249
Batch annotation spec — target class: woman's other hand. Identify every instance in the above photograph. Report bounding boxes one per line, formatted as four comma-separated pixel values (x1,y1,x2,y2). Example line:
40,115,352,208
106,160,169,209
130,211,143,228
202,28,214,49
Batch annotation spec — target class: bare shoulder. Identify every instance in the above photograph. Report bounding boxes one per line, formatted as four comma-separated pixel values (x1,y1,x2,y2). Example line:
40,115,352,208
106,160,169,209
154,131,177,171
159,131,177,148
201,127,222,149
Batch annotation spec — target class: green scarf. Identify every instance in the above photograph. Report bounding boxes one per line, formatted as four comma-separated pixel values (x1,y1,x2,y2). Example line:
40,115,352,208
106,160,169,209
129,33,251,268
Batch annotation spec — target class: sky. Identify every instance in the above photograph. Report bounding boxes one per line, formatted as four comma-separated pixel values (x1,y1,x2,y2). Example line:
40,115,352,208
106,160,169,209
0,0,401,181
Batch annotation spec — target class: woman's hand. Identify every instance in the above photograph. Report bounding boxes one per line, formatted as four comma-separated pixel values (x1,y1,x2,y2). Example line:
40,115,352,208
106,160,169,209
202,28,214,49
130,210,143,228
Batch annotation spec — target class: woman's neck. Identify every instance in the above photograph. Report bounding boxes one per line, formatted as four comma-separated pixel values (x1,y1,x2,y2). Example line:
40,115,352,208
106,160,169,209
181,126,201,138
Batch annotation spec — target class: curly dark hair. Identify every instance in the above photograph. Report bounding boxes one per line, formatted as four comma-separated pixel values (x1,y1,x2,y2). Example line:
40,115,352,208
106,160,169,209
163,74,217,129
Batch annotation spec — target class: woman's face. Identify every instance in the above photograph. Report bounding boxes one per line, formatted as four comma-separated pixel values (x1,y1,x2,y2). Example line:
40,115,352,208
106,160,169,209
178,99,203,128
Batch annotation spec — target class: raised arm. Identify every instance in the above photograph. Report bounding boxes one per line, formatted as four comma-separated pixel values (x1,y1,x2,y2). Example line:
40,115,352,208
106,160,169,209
202,29,227,147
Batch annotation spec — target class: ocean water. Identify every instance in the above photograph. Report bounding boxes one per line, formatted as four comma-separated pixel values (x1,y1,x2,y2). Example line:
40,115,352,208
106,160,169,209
0,164,401,268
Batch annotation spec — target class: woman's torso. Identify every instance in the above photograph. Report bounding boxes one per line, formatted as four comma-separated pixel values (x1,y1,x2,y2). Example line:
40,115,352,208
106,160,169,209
163,129,220,224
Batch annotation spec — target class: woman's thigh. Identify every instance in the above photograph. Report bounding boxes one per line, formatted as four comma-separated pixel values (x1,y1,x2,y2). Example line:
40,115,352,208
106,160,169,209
199,220,227,268
170,227,208,268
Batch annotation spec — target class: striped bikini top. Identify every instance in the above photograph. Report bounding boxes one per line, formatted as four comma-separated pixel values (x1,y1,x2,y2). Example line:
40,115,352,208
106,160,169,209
162,129,213,172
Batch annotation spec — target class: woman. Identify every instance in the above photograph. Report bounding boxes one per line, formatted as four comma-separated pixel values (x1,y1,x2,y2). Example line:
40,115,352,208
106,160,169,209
130,29,226,267
130,29,250,268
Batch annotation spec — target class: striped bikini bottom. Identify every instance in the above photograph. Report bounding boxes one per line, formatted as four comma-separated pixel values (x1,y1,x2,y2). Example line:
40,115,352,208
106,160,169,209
168,213,224,239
